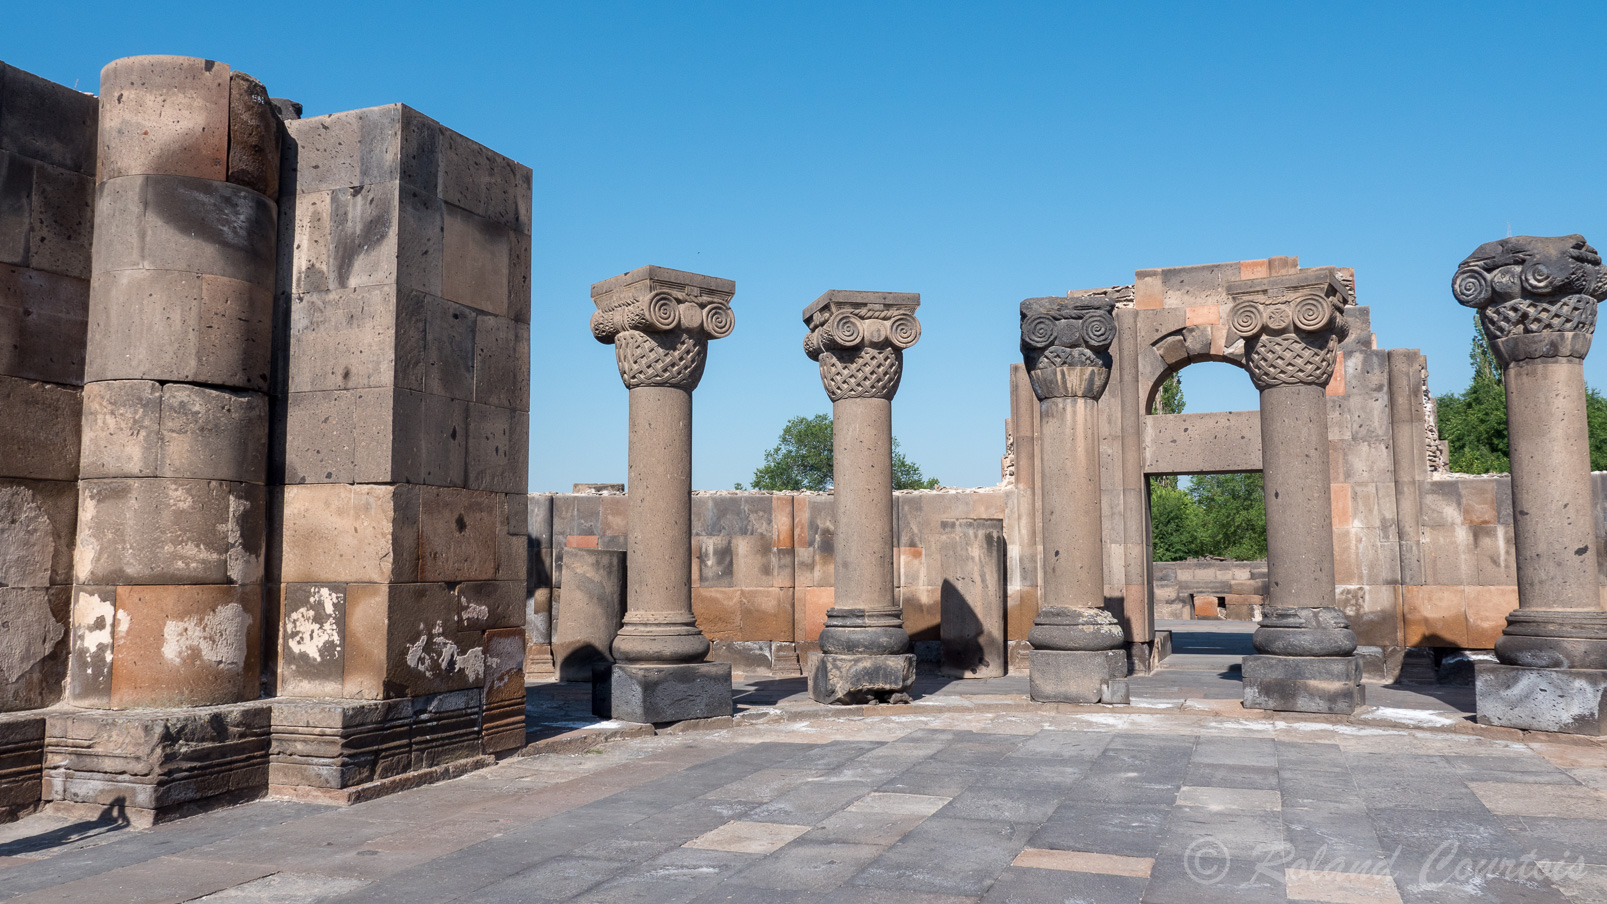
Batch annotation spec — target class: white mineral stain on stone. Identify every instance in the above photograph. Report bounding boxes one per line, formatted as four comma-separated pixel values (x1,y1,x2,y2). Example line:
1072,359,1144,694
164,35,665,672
71,494,100,581
285,587,342,661
72,589,116,680
406,621,460,678
462,602,490,623
1357,706,1460,728
162,602,248,670
225,492,261,583
457,646,485,682
0,487,53,588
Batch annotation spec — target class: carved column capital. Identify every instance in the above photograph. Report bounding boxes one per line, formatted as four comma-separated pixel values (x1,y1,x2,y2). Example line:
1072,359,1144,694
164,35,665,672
1227,268,1353,390
802,290,921,402
1019,294,1117,400
1452,234,1607,365
591,265,736,390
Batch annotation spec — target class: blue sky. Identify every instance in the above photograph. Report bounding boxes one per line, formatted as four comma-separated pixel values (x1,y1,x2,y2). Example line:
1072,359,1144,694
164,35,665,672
13,2,1607,491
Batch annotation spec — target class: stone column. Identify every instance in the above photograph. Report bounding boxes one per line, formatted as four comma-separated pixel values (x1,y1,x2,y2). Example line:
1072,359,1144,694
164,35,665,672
803,290,921,705
589,266,735,723
1019,294,1128,704
1453,235,1607,735
1228,268,1365,714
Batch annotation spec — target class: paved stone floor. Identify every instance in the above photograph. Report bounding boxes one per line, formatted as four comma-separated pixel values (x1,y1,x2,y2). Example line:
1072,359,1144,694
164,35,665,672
0,622,1603,903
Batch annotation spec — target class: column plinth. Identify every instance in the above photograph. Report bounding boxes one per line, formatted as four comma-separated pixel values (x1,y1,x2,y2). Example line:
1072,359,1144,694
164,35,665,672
1229,268,1364,714
590,266,735,722
803,291,921,704
1453,236,1607,735
1020,294,1127,704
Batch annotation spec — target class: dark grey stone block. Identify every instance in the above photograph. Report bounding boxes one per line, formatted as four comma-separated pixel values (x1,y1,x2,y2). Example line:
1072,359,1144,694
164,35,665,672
807,653,915,705
592,661,732,724
1475,662,1607,735
1242,654,1364,714
1028,649,1126,704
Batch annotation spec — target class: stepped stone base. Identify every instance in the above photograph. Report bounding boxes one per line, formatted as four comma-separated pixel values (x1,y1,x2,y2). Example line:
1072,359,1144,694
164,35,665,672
592,662,733,724
1242,654,1365,715
808,653,916,706
44,702,271,827
0,713,45,824
1476,663,1607,736
1029,650,1128,704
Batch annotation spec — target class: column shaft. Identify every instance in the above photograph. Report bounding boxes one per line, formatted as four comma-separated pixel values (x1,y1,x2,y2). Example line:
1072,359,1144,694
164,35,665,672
1258,382,1337,611
832,396,894,612
1039,396,1104,611
626,386,694,618
1506,359,1597,612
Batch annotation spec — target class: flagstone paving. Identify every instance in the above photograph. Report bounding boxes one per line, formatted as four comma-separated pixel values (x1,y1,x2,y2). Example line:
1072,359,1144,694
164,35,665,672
0,623,1598,903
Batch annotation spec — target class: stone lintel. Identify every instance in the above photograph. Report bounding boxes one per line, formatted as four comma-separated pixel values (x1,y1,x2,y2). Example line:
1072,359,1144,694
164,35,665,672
590,265,735,307
803,290,920,323
1226,266,1352,305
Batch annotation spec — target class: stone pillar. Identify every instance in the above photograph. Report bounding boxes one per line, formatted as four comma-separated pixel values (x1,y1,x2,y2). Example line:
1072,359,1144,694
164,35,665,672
589,266,735,723
1453,235,1607,735
553,547,626,681
51,55,281,825
1019,294,1128,704
803,290,921,704
1228,268,1364,714
938,518,1006,678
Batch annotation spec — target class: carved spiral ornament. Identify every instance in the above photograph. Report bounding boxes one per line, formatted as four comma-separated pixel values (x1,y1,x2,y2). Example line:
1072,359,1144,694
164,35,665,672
1452,267,1491,307
1230,302,1264,336
1080,310,1116,349
702,303,735,339
827,311,863,347
1291,295,1333,332
1018,296,1116,400
887,312,921,348
1022,313,1058,348
1453,234,1607,362
1229,274,1350,389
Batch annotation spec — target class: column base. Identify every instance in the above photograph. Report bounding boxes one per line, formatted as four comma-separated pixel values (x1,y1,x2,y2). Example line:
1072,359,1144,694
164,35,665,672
592,661,733,724
1476,662,1607,736
44,702,271,827
1029,650,1128,704
1242,655,1365,715
0,713,45,825
808,653,916,706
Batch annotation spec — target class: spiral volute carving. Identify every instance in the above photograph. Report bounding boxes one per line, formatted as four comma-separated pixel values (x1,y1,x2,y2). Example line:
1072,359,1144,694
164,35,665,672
591,271,736,390
1452,234,1607,364
1019,295,1117,400
1227,269,1351,390
802,293,921,402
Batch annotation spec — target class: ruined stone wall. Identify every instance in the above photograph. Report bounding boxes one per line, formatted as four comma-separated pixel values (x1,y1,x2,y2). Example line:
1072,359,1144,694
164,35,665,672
1151,559,1267,620
0,63,97,712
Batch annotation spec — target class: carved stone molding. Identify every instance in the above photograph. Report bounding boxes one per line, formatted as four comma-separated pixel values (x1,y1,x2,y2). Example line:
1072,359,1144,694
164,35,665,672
1227,268,1353,390
803,290,921,402
1452,234,1607,365
1019,294,1117,401
591,265,736,390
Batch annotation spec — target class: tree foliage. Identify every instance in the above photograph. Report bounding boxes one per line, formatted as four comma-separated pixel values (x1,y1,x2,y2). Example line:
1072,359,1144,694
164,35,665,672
1436,315,1607,473
745,414,939,491
1146,371,1268,561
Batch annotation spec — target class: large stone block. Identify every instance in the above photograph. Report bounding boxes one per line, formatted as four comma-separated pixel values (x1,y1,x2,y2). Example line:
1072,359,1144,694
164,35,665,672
807,653,916,706
286,285,401,393
105,584,262,709
442,203,510,317
0,264,89,383
1242,654,1365,715
0,587,68,712
938,519,1007,679
74,478,266,585
466,403,527,494
473,310,529,411
0,375,79,481
346,583,487,699
92,174,276,287
0,478,77,588
481,626,525,755
277,483,419,584
592,661,733,724
27,158,93,280
455,581,523,631
43,701,271,826
0,62,98,176
418,486,500,582
277,583,348,697
80,381,267,483
86,269,273,390
97,56,231,183
0,712,44,823
226,71,280,198
552,548,625,681
410,689,481,770
268,698,411,791
1028,649,1127,704
1476,663,1607,736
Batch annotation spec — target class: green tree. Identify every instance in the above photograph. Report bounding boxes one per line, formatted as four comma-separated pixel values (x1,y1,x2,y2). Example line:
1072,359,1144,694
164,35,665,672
1189,472,1268,560
1436,316,1607,473
747,414,939,491
1149,482,1204,561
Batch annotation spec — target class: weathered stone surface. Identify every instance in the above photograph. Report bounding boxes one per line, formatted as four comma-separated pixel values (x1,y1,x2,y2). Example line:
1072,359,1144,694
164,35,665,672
1028,607,1126,651
345,583,488,699
1475,662,1607,735
226,71,280,198
1242,654,1365,715
409,689,481,770
1142,410,1263,476
277,584,347,697
0,587,68,712
44,702,271,825
282,387,469,487
1,62,98,175
807,653,915,706
92,173,277,287
80,381,267,483
268,698,411,790
74,478,265,585
553,548,625,681
592,661,733,724
467,402,527,494
481,626,526,754
97,56,231,183
278,483,419,584
938,519,1006,678
106,584,262,708
1252,606,1358,656
419,487,500,582
86,268,273,390
0,478,76,589
0,265,90,383
1028,649,1127,704
0,712,44,823
0,375,80,481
